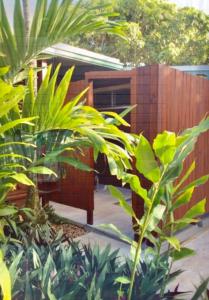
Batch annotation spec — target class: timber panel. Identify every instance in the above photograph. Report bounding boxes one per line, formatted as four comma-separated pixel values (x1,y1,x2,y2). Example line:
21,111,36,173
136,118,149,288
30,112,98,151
157,65,209,216
132,65,209,220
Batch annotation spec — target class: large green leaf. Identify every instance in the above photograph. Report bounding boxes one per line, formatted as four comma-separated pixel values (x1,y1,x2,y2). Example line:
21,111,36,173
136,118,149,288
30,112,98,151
153,131,176,164
135,135,161,183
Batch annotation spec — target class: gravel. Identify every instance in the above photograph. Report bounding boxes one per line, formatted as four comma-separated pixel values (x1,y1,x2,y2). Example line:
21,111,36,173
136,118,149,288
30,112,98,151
52,223,87,239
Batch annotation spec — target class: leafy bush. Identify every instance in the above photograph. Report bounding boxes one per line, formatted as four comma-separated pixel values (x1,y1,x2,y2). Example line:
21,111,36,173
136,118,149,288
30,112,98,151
105,117,209,299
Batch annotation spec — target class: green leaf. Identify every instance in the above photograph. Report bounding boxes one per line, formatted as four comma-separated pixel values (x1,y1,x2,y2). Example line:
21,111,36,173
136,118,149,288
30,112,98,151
162,163,183,183
164,236,180,251
122,173,151,207
102,111,130,127
172,247,196,261
171,187,194,211
183,199,206,219
0,117,36,135
135,135,160,183
178,175,209,195
0,250,11,300
108,185,135,218
9,251,23,286
98,224,133,245
0,206,17,216
174,217,199,231
55,156,93,172
191,277,209,300
0,66,9,76
10,173,35,186
174,161,196,193
153,131,176,164
141,204,165,232
28,166,57,177
115,277,130,285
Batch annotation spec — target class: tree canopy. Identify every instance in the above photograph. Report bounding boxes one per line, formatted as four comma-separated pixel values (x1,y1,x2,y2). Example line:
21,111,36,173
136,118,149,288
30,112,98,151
71,0,209,66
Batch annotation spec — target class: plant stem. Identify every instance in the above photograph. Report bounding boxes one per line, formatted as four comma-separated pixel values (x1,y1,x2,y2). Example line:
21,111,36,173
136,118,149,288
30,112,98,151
128,168,167,300
160,186,175,296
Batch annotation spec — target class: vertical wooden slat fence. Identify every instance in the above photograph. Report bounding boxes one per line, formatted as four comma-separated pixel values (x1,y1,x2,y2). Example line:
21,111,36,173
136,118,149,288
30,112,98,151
132,65,209,219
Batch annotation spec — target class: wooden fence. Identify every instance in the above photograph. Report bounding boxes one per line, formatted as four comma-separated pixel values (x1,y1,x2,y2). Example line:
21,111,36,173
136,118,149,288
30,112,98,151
132,65,209,219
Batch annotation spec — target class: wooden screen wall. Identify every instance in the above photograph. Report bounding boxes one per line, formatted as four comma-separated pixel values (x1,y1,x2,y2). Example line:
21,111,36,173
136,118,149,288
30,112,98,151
132,65,209,219
40,80,94,224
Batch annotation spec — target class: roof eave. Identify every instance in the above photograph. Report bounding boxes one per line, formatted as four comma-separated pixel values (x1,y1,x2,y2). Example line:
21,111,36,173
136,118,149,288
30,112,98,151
43,43,124,70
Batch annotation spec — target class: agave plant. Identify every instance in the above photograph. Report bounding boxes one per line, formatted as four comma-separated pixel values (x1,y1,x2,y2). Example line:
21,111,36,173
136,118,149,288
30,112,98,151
0,236,185,300
0,0,125,82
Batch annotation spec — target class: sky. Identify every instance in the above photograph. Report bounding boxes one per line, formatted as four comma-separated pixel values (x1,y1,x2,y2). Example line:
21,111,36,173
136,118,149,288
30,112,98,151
4,0,209,20
168,0,209,14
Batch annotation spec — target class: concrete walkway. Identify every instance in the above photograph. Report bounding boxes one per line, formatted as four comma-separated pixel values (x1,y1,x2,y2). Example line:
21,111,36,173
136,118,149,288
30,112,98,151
170,221,209,294
51,184,133,238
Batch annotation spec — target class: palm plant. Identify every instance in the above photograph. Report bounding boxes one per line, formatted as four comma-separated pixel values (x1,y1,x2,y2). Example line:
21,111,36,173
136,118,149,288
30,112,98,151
0,0,124,82
0,0,131,216
1,64,134,212
0,67,40,240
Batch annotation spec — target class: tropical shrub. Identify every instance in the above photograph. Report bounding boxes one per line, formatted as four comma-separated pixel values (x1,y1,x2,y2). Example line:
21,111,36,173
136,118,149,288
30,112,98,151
105,117,209,299
0,67,40,240
1,64,134,215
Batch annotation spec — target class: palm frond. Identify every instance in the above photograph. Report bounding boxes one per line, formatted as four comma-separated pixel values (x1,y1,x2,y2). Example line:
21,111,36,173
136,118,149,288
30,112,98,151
0,0,125,82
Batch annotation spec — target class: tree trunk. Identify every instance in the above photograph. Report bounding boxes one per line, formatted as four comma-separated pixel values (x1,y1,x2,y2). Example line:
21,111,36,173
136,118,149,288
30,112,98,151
22,0,30,47
26,185,41,211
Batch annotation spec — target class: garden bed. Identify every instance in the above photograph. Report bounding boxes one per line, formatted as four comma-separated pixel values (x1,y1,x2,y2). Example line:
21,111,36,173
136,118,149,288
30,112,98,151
51,222,87,239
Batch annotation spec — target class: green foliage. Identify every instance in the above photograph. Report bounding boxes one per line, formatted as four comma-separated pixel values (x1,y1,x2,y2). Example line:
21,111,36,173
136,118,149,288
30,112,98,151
106,119,209,299
0,0,124,82
73,0,209,65
0,237,185,300
0,64,134,217
0,250,11,300
0,69,41,241
191,277,209,300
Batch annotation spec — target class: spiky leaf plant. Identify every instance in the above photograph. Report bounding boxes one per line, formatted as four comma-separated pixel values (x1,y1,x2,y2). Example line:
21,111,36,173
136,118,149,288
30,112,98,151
0,0,125,82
